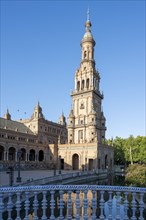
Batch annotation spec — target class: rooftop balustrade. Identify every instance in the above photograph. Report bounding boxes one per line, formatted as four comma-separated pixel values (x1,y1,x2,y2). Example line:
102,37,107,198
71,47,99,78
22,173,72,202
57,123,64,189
0,185,146,219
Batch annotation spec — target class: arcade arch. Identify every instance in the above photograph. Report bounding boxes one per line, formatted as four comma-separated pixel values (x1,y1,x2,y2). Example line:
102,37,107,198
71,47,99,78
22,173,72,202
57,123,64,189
8,147,16,161
39,150,44,161
29,149,35,161
0,145,4,160
21,148,26,161
72,154,79,170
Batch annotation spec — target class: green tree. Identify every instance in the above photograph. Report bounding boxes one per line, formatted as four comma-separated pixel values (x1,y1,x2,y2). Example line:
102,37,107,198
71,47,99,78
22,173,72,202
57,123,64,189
134,136,146,163
124,135,146,164
113,137,126,165
124,135,135,164
125,164,146,187
112,135,146,165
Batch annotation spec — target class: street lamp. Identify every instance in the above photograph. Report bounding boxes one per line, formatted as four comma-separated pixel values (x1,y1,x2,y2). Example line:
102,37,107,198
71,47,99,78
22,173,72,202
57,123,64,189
59,155,61,174
53,164,56,176
16,149,22,183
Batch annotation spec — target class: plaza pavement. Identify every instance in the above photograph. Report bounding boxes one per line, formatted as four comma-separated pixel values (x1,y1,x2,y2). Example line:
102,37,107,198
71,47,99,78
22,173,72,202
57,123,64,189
0,169,76,187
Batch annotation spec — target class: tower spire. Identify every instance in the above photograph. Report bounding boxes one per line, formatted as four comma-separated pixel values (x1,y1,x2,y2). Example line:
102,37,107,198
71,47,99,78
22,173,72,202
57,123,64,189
3,108,11,120
85,9,91,33
87,8,90,21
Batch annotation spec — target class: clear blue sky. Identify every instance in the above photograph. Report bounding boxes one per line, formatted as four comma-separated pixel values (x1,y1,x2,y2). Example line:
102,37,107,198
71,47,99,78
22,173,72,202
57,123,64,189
1,0,145,139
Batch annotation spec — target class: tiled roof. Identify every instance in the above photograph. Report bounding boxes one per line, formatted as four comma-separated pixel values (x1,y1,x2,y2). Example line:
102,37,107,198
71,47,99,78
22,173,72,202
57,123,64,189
0,118,34,134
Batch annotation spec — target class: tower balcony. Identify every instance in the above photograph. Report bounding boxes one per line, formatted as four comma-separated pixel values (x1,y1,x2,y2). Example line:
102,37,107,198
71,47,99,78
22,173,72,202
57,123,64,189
0,184,145,219
70,86,94,96
70,87,103,99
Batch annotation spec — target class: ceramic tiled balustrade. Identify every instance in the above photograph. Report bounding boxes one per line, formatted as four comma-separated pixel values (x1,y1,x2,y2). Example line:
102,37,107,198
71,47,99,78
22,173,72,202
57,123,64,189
0,185,146,219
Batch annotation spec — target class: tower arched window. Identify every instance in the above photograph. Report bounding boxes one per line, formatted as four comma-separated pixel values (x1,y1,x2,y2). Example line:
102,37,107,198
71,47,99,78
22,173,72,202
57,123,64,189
84,51,87,59
81,80,84,90
77,81,80,91
86,78,89,89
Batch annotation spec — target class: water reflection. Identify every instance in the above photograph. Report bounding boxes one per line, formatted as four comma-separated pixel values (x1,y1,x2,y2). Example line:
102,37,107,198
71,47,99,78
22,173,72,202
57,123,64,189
63,190,93,218
26,188,145,220
104,196,124,219
27,190,125,219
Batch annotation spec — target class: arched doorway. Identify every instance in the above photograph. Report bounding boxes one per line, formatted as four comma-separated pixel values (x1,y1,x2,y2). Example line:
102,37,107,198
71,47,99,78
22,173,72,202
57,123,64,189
29,149,35,161
38,150,44,161
8,147,16,161
89,159,93,170
72,154,79,170
0,146,4,160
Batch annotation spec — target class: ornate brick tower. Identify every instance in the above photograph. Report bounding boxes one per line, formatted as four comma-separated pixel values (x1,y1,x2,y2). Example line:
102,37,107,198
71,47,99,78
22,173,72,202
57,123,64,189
68,13,106,145
58,12,114,171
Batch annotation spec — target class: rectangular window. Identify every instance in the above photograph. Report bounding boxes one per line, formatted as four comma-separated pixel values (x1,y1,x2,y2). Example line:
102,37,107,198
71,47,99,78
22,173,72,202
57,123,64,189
78,130,83,140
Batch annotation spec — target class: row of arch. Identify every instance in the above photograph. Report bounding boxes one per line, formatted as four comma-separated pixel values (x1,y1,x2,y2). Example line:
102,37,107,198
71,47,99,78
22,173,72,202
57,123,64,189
0,146,44,162
77,78,89,91
82,49,94,60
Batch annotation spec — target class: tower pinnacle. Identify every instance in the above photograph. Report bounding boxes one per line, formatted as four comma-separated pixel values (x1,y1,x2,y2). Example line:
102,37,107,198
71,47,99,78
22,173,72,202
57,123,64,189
85,9,91,33
87,8,90,21
3,108,11,120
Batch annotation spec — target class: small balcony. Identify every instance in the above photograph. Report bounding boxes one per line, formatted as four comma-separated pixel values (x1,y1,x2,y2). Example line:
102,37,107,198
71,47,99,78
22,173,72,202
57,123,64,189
0,184,145,219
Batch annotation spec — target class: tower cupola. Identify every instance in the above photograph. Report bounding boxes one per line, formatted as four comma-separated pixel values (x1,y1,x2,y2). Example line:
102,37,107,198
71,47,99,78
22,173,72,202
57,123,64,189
58,112,66,126
31,101,44,119
80,9,95,64
3,109,11,120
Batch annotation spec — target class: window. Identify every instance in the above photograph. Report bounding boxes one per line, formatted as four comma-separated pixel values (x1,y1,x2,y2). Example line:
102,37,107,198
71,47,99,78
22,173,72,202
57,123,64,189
81,80,84,90
78,130,83,140
80,101,84,109
86,78,89,89
77,81,80,91
80,103,84,109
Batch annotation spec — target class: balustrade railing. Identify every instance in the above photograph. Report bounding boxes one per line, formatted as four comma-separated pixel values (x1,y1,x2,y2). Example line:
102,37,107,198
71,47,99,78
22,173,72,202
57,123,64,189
0,185,145,219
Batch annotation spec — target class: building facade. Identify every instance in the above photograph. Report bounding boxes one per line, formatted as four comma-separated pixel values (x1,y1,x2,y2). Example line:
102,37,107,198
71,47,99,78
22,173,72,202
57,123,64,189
58,16,114,170
0,104,67,170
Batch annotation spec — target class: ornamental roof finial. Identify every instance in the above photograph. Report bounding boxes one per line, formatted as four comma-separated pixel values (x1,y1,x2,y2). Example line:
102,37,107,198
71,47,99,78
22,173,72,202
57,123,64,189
87,7,90,21
85,8,91,32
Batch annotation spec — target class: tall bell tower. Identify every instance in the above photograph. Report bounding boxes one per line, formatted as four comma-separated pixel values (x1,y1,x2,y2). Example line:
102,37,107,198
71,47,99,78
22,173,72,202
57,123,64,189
58,11,114,171
68,11,106,145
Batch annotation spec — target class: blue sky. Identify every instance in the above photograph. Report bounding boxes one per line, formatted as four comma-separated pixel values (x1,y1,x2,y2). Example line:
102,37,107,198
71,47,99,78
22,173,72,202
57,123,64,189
1,0,145,139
